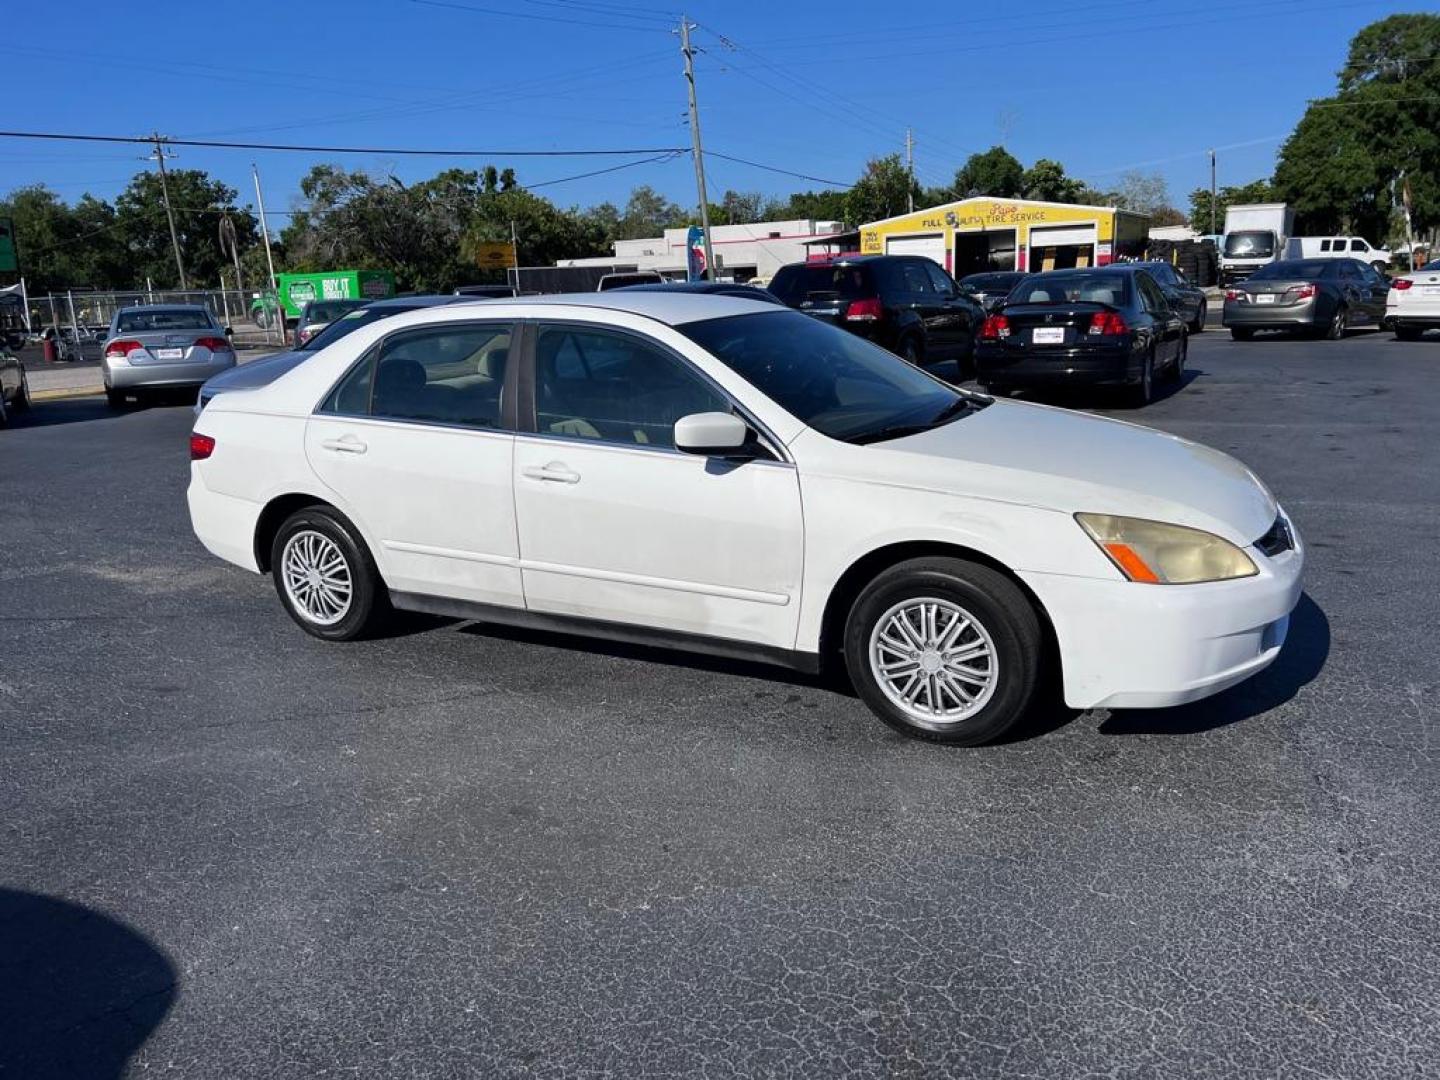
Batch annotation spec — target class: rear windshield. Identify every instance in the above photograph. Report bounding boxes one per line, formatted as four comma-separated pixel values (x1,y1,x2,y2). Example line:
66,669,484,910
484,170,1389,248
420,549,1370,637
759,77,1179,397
115,309,213,333
960,272,1021,292
1250,261,1334,281
1224,231,1276,257
305,300,365,323
300,304,426,351
768,264,874,306
597,273,663,291
1009,273,1131,306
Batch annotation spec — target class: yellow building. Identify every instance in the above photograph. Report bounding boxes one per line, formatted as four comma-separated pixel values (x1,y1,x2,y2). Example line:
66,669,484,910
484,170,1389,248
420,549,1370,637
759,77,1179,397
859,197,1150,278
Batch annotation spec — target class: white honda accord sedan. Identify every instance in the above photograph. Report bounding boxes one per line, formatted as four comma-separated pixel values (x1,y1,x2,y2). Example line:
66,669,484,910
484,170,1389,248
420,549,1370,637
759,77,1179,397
188,293,1303,745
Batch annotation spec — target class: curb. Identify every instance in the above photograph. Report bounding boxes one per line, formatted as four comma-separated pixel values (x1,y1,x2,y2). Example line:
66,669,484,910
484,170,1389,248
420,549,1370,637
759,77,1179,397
31,386,104,402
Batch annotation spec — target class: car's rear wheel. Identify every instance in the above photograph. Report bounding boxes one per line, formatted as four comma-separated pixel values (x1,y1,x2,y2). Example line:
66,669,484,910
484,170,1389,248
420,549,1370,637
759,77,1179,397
844,558,1042,746
1395,324,1423,342
1230,327,1254,341
271,506,389,641
1127,349,1155,406
13,371,30,411
105,387,127,409
1323,304,1348,340
900,336,922,366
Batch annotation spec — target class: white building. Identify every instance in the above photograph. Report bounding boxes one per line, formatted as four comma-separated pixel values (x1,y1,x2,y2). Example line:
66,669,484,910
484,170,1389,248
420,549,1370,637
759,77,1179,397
557,219,846,282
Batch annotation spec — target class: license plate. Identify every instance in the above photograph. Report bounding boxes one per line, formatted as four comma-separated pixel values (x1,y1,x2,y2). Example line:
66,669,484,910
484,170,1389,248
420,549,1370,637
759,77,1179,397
1032,327,1065,344
1255,294,1277,304
154,347,185,360
1423,285,1440,297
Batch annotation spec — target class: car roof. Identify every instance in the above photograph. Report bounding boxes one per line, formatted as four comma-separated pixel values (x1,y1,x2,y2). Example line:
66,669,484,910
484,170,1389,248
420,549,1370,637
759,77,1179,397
363,294,471,309
617,282,767,294
373,290,783,327
115,304,210,314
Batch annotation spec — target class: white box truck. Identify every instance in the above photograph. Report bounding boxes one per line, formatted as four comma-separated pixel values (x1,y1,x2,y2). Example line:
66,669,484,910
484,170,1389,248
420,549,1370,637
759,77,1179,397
1220,203,1295,283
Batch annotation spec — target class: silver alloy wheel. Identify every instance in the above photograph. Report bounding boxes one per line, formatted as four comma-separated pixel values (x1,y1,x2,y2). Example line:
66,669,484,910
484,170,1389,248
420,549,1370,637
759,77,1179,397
280,529,353,626
868,596,999,728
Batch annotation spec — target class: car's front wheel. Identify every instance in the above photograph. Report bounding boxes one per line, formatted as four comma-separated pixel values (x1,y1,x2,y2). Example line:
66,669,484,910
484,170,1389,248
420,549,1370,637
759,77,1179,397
271,506,389,641
1190,302,1206,333
844,557,1043,746
1323,304,1348,340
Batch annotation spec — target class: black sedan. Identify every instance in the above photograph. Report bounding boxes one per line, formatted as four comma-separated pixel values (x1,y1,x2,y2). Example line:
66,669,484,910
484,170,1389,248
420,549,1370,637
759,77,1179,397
1130,260,1208,332
974,265,1186,406
958,271,1027,312
1223,257,1389,340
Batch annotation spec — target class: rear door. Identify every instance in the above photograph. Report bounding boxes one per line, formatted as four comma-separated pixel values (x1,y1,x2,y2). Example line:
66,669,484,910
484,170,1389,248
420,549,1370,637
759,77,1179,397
925,259,977,357
1136,272,1183,364
896,258,955,358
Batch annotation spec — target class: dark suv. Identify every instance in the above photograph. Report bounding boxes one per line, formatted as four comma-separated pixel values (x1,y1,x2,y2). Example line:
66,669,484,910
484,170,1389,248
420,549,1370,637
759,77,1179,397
768,255,984,376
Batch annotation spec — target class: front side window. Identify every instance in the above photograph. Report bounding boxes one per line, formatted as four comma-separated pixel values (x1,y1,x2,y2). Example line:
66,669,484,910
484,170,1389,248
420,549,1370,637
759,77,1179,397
901,262,935,294
321,323,511,429
925,262,957,295
534,326,729,449
1350,239,1368,253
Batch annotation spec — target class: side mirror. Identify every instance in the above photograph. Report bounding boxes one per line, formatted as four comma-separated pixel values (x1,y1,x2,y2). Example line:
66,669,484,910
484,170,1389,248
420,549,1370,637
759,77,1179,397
674,411,753,457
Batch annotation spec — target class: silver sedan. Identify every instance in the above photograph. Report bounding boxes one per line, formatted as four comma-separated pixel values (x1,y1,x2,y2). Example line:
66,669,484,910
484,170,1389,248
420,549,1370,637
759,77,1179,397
103,305,236,407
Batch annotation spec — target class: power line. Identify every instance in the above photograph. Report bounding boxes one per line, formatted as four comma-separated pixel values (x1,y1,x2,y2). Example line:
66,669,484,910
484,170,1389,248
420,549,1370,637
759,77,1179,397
0,130,688,157
705,151,850,189
405,0,672,32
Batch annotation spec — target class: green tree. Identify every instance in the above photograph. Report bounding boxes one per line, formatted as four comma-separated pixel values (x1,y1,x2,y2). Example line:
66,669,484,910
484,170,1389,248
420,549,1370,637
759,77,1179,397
114,169,257,289
1022,158,1087,203
1111,170,1172,216
776,189,848,223
846,155,921,225
616,185,688,239
948,146,1025,199
1188,180,1277,234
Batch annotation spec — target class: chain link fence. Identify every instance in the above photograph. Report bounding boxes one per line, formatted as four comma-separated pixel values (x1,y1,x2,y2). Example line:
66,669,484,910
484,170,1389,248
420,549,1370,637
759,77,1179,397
26,287,291,357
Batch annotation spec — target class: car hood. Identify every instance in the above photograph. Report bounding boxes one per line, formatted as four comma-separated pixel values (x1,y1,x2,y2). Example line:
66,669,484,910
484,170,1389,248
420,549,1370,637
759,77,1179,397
202,349,309,393
874,400,1277,545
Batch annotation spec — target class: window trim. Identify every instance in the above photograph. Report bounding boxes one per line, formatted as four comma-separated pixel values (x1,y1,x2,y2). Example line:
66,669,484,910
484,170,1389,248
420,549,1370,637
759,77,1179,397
314,318,522,433
519,318,791,464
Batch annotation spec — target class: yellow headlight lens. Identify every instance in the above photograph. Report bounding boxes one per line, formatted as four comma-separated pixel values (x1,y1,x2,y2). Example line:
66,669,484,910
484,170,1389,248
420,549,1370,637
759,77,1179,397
1076,513,1258,584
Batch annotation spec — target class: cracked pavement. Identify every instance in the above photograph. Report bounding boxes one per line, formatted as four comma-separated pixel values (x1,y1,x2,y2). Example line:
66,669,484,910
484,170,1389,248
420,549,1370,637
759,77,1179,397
1,329,1437,1077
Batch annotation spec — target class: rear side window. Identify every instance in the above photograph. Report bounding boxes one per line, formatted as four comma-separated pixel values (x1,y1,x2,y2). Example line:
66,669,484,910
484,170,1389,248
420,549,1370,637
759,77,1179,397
925,262,957,295
769,264,874,305
322,351,375,415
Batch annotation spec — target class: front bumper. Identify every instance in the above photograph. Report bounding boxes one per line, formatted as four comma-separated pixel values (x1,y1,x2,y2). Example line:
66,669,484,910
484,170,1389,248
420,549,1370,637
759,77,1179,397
1020,519,1304,710
975,342,1137,387
1222,300,1320,329
106,354,236,390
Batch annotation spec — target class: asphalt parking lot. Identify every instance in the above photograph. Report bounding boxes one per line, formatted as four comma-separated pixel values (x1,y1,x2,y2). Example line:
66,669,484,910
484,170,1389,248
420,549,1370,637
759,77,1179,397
3,328,1438,1078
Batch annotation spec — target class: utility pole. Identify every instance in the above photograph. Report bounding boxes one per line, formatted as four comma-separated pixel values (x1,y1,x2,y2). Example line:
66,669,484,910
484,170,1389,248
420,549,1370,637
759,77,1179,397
149,134,187,290
906,128,915,214
1209,148,1218,236
680,16,716,281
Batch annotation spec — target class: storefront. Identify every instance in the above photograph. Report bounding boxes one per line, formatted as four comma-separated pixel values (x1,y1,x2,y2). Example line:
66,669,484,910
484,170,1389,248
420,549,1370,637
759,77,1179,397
859,197,1149,278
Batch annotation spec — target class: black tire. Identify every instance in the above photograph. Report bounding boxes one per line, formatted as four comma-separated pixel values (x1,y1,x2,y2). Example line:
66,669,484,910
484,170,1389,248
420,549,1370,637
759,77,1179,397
0,392,8,428
105,387,127,409
843,557,1043,746
1164,332,1187,383
1230,327,1254,341
1395,324,1423,342
12,371,30,411
899,336,922,366
1189,302,1206,333
1127,349,1155,407
1323,304,1348,340
270,505,390,641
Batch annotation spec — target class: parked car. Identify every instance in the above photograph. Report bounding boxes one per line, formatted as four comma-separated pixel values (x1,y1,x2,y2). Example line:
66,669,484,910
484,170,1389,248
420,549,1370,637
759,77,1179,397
189,292,1302,747
453,284,518,298
103,306,237,407
0,336,30,426
1128,260,1208,332
958,271,1026,312
294,299,367,348
196,295,473,414
1222,258,1389,341
974,265,1187,406
615,280,785,303
769,254,985,376
1385,263,1440,340
596,271,665,291
1283,236,1392,273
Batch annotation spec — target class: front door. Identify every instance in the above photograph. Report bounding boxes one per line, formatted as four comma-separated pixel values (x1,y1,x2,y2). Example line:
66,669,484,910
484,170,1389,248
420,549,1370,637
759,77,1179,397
513,322,804,650
304,320,523,608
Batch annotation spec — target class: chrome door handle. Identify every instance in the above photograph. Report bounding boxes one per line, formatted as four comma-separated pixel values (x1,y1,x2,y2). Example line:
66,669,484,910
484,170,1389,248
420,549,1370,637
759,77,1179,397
522,463,580,484
321,436,367,454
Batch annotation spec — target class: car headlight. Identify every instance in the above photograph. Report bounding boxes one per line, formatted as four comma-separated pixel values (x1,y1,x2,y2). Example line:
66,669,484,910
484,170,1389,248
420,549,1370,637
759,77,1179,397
1076,513,1258,584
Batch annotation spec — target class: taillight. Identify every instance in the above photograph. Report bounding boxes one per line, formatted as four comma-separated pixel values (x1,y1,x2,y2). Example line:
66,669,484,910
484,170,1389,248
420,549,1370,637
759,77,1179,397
980,314,1010,339
1392,278,1413,291
844,297,884,322
193,336,231,351
189,433,216,461
1088,311,1129,336
105,339,142,358
1291,284,1317,300
1224,289,1245,301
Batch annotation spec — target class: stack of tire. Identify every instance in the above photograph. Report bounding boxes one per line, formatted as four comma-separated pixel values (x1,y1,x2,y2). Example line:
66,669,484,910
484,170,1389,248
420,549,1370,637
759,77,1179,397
1143,240,1219,287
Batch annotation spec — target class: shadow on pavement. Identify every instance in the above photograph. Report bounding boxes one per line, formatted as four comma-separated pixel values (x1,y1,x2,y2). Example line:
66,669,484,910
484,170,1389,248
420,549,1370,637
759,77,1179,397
1099,591,1329,736
12,393,201,429
0,888,177,1079
1006,366,1206,411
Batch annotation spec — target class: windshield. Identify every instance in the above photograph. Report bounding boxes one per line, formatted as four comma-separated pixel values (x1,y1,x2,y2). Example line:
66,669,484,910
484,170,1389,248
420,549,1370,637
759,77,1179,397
299,304,426,351
1224,231,1276,257
1009,273,1131,306
961,273,1021,292
1249,260,1332,281
768,264,874,306
679,310,982,444
304,300,365,323
115,308,213,333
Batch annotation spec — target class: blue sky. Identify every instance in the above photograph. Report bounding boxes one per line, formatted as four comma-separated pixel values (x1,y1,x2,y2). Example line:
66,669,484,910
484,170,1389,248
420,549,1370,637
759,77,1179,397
2,0,1404,221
